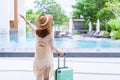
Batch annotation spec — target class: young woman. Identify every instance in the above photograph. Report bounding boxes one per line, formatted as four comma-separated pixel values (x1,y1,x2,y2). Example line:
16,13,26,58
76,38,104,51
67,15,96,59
19,14,64,80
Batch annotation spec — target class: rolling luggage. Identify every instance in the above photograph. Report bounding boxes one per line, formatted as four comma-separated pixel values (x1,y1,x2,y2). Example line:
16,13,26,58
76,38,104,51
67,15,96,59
55,54,73,80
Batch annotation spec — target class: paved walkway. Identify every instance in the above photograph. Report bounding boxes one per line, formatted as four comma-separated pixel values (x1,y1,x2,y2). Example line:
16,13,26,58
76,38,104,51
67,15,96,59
0,57,120,80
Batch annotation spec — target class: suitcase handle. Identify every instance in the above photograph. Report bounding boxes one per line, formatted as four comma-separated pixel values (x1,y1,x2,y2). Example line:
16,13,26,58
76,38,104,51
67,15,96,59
58,53,66,69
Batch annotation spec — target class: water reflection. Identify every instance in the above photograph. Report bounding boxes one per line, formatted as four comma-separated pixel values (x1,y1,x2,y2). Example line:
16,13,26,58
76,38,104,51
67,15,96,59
0,31,35,48
10,31,18,42
0,31,120,49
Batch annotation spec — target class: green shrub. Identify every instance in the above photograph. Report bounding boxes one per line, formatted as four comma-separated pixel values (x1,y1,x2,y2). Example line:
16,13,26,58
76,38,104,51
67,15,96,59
73,31,80,35
111,31,120,40
103,31,109,37
26,26,30,33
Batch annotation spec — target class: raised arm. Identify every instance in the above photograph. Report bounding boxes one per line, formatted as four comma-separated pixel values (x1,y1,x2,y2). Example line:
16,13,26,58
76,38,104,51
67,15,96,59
19,14,36,33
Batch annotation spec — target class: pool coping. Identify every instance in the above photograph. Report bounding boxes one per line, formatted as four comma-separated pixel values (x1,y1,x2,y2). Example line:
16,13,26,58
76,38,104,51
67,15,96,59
0,48,120,57
0,52,120,57
0,48,120,53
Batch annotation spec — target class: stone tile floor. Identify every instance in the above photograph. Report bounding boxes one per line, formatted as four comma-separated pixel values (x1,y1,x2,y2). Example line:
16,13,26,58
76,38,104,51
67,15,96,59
0,57,120,80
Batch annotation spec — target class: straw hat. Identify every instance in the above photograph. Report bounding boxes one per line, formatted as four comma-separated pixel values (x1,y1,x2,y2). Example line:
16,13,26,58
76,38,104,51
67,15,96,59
37,14,53,30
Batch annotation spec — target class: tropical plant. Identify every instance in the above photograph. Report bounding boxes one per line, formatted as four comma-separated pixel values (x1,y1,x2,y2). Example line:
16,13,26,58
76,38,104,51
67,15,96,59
111,31,120,39
34,0,69,28
106,0,120,19
73,31,80,35
107,18,120,39
26,9,40,24
72,0,109,30
107,0,120,39
103,31,109,37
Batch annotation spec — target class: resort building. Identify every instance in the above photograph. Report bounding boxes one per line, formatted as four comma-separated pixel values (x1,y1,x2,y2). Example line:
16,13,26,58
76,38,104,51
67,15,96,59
71,18,87,34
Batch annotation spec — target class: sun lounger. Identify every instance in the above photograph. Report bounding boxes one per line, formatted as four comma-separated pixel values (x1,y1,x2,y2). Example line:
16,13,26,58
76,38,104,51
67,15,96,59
82,31,95,37
95,31,105,38
90,31,100,37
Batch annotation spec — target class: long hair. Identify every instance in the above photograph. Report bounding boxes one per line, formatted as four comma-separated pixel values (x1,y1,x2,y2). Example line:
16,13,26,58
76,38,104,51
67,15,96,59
36,28,51,38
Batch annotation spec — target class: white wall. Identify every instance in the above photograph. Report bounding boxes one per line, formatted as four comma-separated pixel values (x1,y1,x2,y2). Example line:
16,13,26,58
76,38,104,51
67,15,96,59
0,0,10,33
69,18,73,33
9,0,14,20
18,0,26,33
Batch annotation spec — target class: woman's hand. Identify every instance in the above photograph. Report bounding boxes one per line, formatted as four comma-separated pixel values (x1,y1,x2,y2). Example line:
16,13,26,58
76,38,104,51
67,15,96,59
19,14,35,31
56,50,64,56
19,14,30,25
19,14,25,20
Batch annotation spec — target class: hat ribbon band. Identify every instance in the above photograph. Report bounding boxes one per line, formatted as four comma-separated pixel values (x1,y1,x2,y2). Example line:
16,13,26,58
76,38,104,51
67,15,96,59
40,15,49,26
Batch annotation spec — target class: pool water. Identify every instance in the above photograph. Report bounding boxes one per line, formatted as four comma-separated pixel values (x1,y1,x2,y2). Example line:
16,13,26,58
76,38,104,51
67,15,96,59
55,39,97,48
55,39,120,48
0,32,120,49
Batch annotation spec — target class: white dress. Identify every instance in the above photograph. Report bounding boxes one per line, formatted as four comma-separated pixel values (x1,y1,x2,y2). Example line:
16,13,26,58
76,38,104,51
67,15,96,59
33,32,56,80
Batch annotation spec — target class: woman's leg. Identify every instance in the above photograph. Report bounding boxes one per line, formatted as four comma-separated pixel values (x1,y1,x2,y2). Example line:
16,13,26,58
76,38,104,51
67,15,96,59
37,74,43,80
44,77,49,80
44,67,50,80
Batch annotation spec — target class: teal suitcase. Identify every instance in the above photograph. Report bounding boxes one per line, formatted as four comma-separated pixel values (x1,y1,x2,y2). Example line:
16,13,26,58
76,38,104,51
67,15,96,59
55,54,73,80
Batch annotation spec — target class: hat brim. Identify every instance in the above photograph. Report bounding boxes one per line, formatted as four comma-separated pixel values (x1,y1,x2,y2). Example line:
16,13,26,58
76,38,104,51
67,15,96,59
37,14,53,30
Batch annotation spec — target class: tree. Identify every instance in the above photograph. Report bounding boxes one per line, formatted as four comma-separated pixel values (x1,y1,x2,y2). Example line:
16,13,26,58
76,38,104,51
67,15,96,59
72,0,109,30
34,0,69,28
106,0,120,19
107,0,120,39
26,9,41,33
97,7,114,31
26,9,41,24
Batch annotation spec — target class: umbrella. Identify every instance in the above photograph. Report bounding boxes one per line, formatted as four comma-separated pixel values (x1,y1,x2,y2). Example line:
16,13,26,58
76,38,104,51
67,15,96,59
88,21,92,32
96,18,100,33
69,18,73,33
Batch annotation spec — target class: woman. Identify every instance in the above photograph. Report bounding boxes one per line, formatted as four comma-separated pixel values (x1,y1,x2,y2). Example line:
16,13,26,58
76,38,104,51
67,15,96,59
19,14,64,80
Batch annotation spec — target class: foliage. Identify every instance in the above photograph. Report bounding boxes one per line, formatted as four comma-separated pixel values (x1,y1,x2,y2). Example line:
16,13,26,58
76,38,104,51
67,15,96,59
106,0,120,19
26,26,30,33
26,9,40,24
111,31,120,39
72,0,108,29
34,0,69,26
25,9,40,33
108,19,117,31
106,0,120,39
97,7,114,30
107,18,120,39
73,31,80,35
103,31,109,37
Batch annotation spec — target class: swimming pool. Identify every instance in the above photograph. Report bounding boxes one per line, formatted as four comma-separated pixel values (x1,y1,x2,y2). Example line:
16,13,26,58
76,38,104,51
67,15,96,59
0,32,120,50
55,38,120,49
